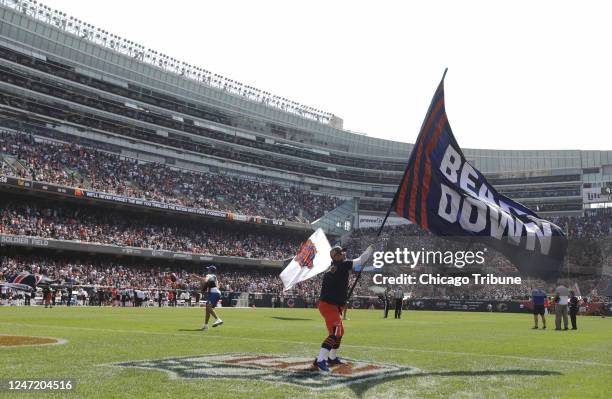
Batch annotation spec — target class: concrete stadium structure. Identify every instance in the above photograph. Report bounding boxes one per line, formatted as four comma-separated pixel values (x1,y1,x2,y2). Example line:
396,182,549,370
1,0,612,226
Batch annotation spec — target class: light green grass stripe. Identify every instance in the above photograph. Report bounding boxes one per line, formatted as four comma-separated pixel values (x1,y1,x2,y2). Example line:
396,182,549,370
3,321,610,368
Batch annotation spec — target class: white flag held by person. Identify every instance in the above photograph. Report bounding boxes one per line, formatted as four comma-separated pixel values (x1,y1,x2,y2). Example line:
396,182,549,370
280,228,332,291
573,282,582,297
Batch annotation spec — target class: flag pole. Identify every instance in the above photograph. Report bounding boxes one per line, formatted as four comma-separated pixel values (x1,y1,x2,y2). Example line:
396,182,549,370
345,158,412,302
344,201,394,303
345,68,448,303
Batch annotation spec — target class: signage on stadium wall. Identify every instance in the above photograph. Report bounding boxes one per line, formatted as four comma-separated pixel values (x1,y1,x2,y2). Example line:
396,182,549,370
357,215,411,229
349,296,381,309
520,300,607,316
0,234,284,268
408,299,603,315
32,181,71,195
0,235,49,247
0,175,32,188
81,190,228,217
583,186,612,204
408,299,527,313
0,174,286,227
80,189,286,226
120,248,143,255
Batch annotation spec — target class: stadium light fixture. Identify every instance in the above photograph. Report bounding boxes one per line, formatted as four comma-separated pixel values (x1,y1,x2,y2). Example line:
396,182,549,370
4,0,333,123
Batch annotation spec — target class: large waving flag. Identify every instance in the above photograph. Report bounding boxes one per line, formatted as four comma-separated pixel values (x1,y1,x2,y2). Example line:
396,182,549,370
280,228,332,291
393,70,567,279
2,271,54,291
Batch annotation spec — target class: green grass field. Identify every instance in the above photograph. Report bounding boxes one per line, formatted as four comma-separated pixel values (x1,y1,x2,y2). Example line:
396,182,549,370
1,306,611,398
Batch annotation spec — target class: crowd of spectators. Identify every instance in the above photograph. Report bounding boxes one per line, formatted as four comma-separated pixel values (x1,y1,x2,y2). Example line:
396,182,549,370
1,124,612,304
0,198,303,260
0,254,344,301
0,202,610,300
557,214,612,239
1,210,611,303
344,214,612,300
2,249,609,306
0,130,341,221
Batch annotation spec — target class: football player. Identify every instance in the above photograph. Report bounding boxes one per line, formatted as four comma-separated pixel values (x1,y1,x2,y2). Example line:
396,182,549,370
314,245,373,372
191,266,223,330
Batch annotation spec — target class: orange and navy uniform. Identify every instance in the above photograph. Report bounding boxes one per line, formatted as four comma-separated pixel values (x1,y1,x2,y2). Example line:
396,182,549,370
318,259,353,350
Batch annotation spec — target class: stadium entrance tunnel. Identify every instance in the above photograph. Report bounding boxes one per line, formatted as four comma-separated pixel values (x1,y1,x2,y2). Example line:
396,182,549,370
0,335,66,347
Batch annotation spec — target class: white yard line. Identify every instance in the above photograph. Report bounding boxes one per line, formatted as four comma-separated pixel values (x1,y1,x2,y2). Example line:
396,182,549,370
2,322,611,368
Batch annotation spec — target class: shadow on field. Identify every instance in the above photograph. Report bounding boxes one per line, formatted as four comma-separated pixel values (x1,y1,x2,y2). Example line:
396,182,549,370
270,317,314,321
177,329,205,332
348,369,563,397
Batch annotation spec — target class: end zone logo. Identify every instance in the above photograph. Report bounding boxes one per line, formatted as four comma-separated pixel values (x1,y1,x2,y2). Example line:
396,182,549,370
295,239,316,268
112,353,420,389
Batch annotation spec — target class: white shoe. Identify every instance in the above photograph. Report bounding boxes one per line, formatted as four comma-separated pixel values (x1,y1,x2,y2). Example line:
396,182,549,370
202,324,209,330
212,319,224,327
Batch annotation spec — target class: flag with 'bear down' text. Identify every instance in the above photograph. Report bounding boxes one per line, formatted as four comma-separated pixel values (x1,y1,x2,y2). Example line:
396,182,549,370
393,70,567,279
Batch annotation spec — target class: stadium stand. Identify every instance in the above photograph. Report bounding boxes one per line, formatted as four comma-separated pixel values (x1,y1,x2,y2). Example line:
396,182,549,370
0,0,610,309
0,196,305,260
1,208,610,305
0,130,340,222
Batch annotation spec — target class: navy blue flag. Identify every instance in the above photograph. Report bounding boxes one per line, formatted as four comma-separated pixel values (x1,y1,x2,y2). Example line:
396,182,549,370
3,271,55,291
393,70,567,279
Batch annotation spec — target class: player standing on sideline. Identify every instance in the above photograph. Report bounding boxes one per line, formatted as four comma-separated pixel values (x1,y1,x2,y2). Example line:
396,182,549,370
394,286,404,319
382,288,390,318
569,290,579,330
531,287,547,329
313,245,374,372
554,284,570,331
191,266,223,330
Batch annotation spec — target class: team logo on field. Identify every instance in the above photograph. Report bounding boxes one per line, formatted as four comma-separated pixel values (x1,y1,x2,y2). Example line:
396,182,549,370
112,353,420,389
295,240,316,268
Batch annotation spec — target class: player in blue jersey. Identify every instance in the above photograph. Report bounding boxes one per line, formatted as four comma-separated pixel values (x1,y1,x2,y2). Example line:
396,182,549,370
531,288,547,329
191,266,223,330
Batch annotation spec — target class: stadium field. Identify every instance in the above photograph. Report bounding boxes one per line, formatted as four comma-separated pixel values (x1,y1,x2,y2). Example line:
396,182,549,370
1,307,611,398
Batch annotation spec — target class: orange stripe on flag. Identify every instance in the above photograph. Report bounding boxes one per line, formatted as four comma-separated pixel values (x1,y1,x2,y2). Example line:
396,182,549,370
408,98,444,221
420,114,448,230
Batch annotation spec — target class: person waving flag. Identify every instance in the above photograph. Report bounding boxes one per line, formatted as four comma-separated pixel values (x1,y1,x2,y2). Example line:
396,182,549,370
313,244,374,372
